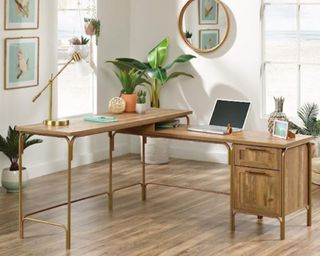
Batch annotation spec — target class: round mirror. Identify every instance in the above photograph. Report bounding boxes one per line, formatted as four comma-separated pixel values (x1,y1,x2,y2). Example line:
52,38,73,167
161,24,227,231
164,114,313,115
179,0,230,53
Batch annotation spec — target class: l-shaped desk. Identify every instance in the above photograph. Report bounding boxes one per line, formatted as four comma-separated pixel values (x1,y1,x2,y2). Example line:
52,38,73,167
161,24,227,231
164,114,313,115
16,108,313,249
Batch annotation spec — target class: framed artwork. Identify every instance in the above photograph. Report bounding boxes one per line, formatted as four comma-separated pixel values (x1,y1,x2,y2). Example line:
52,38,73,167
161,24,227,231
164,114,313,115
273,120,289,139
4,37,39,90
4,0,39,30
199,29,220,50
198,0,218,25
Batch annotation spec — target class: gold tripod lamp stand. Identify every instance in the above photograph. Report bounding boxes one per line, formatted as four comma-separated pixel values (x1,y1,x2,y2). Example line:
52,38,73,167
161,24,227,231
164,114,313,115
32,52,90,127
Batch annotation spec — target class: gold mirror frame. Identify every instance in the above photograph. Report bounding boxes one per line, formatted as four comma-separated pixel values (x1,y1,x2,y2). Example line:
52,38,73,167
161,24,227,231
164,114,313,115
178,0,230,53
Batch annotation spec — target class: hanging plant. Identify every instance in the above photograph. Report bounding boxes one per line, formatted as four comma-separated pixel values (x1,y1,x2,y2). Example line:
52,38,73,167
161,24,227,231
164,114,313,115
84,18,101,45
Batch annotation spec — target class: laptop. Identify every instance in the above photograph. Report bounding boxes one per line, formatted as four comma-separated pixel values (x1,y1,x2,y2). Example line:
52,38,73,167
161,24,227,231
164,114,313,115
187,99,251,135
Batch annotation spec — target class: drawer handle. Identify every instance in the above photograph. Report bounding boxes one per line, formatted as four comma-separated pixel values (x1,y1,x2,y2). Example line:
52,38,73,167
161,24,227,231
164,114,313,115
246,171,271,177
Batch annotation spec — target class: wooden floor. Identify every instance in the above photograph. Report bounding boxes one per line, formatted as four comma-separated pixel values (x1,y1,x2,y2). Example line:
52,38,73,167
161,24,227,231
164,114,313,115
1,154,320,256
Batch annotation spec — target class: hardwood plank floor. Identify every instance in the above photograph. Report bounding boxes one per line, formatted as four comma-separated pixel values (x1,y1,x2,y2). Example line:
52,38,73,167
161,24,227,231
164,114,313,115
0,154,319,256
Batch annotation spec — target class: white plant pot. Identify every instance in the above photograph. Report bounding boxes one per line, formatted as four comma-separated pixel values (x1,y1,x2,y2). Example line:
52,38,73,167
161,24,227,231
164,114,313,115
143,138,169,164
1,168,28,193
68,45,89,59
136,103,147,114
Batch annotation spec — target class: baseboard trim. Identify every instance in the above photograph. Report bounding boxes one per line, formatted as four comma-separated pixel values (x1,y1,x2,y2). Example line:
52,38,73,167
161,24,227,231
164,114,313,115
0,143,129,186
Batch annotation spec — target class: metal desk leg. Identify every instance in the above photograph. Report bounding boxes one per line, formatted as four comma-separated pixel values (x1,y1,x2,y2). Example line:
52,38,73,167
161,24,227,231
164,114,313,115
66,137,75,249
19,132,25,239
307,143,312,226
280,149,287,240
141,136,147,201
108,132,115,210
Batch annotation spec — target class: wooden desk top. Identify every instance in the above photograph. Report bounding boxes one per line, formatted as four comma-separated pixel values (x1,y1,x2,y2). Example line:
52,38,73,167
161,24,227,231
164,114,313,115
123,125,312,149
15,109,192,137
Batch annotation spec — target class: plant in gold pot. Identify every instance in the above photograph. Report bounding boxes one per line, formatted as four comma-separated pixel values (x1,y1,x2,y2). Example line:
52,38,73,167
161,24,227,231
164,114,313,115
112,67,150,113
0,126,43,192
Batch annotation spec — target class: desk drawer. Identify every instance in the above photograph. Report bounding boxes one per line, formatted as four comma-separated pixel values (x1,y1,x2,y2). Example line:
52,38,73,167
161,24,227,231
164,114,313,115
234,145,281,170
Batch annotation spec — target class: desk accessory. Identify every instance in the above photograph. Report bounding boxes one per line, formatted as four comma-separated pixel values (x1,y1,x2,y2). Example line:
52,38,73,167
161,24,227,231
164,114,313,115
268,96,288,134
273,120,289,139
84,116,117,123
32,52,92,127
108,97,126,113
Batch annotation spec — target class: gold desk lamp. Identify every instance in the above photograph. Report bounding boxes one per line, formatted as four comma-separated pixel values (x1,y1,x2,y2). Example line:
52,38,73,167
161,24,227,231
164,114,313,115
32,52,92,127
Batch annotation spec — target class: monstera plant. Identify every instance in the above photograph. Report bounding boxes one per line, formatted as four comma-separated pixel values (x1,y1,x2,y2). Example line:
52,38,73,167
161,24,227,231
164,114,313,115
107,37,196,107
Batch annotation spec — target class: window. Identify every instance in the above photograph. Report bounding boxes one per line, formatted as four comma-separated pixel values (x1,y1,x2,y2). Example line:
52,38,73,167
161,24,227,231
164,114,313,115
262,0,320,117
57,0,96,117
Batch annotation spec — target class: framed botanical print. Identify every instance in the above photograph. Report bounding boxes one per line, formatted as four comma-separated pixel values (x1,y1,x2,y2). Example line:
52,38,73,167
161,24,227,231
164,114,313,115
4,0,39,30
198,0,218,25
4,37,39,90
199,29,220,50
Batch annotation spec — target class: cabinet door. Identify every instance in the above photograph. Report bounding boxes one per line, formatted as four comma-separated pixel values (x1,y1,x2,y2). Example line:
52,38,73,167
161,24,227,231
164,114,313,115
234,166,281,216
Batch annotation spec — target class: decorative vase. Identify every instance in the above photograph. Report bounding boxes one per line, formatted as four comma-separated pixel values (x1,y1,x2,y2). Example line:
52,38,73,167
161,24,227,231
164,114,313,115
1,168,28,193
143,138,169,164
268,97,288,134
136,103,147,114
121,94,137,112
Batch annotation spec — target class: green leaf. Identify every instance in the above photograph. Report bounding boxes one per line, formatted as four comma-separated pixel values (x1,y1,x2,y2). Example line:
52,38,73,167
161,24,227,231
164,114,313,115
164,54,196,70
147,38,169,69
115,58,149,70
166,72,194,83
148,68,167,84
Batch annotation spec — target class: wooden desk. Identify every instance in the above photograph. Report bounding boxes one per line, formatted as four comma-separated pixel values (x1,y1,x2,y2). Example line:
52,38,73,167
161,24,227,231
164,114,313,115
16,109,312,249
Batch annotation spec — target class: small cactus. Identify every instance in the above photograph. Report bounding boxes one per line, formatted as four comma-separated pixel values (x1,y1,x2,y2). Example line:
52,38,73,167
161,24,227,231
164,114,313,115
137,90,147,104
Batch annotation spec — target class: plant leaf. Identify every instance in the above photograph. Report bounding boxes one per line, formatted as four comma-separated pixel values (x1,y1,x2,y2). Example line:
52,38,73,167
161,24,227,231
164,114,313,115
166,72,194,83
147,38,169,69
115,58,149,70
164,54,196,70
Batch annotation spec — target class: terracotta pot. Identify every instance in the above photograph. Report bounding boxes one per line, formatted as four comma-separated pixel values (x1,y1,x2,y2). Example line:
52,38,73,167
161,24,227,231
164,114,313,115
121,94,137,112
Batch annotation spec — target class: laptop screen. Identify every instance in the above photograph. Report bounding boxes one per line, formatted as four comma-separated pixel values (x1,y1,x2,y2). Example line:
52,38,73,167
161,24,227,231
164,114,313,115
209,100,251,129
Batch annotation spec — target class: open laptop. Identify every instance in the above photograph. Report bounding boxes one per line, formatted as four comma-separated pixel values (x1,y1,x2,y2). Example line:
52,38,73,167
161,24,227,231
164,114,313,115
187,99,251,135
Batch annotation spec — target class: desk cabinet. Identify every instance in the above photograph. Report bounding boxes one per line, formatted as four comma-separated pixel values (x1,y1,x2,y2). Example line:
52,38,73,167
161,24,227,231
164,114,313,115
232,144,311,239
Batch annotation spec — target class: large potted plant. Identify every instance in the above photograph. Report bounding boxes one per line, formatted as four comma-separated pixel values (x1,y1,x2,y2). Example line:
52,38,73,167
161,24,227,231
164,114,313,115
0,126,43,192
111,67,150,112
290,103,320,184
108,37,196,163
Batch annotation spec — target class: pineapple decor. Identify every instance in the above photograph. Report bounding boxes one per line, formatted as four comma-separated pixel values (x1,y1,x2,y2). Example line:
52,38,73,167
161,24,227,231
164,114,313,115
268,96,289,134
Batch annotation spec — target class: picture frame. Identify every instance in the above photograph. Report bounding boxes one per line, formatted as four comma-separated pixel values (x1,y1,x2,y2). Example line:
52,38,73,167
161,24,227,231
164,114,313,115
4,0,39,30
273,120,289,140
198,0,218,25
4,37,39,90
199,29,220,50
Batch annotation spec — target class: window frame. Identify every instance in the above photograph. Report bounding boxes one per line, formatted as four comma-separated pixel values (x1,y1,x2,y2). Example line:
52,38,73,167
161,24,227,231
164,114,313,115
261,0,320,118
57,0,96,118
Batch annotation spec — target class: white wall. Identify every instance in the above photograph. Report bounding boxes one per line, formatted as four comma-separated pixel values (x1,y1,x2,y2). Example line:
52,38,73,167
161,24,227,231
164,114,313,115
0,0,266,185
0,0,131,185
129,0,266,163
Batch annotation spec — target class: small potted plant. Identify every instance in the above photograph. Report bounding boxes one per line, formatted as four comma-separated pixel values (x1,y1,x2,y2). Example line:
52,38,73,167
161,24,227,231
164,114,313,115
113,68,150,112
84,18,101,45
0,126,43,192
136,90,147,114
68,36,90,59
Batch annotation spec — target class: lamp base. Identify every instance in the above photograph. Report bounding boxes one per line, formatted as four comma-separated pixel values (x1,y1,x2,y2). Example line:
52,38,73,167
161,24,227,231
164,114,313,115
44,119,69,126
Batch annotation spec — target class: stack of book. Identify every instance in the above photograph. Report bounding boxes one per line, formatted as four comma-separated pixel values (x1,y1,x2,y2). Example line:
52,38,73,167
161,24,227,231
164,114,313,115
155,119,180,129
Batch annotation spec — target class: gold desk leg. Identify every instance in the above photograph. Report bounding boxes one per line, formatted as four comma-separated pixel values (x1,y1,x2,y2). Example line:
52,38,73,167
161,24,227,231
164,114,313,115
18,133,25,239
141,136,147,201
66,137,75,250
225,143,235,231
280,150,287,240
108,132,115,210
307,143,312,226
